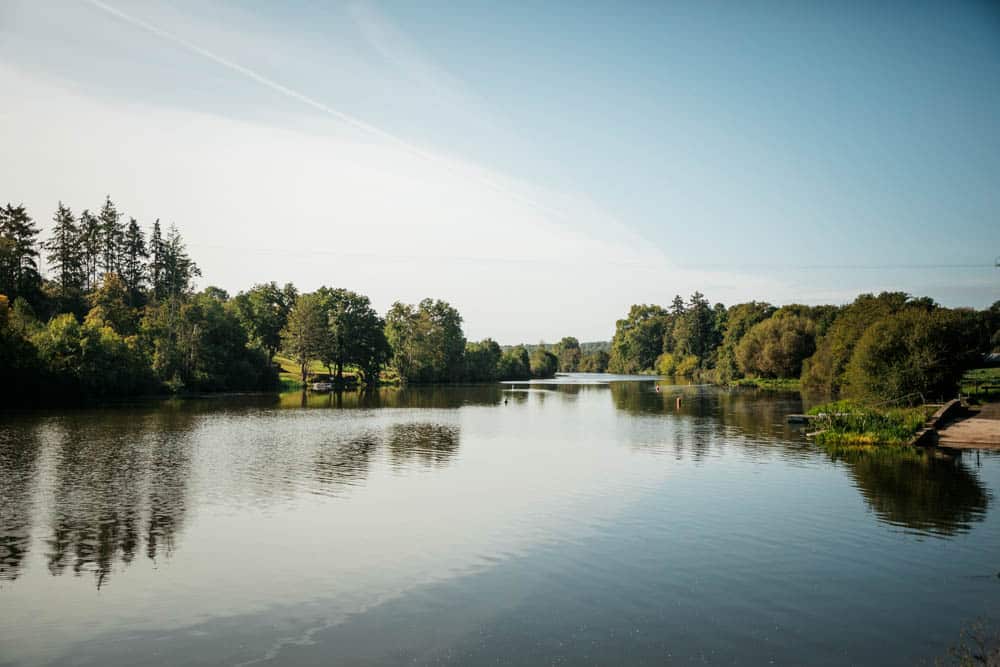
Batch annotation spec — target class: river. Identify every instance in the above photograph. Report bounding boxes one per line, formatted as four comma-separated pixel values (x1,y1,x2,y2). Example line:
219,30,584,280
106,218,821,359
1,375,998,665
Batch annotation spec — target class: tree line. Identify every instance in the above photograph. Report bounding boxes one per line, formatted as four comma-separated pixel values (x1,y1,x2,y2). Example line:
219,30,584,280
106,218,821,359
5,197,997,405
608,291,999,401
0,198,568,405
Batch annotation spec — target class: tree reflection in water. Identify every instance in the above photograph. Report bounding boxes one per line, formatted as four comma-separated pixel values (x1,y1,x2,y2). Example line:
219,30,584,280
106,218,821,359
313,430,380,495
0,426,41,582
608,380,991,535
45,412,193,588
388,423,460,468
830,448,990,537
280,384,503,410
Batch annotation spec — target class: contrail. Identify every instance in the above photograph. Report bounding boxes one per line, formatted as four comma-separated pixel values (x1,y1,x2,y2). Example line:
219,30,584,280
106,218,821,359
83,0,576,225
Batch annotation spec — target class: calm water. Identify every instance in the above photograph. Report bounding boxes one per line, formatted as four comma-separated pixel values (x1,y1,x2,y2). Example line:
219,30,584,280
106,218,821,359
1,376,998,666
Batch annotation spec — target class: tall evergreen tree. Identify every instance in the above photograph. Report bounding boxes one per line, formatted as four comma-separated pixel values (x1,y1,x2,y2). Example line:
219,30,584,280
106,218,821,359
162,223,200,297
121,217,148,303
98,195,124,277
149,219,166,300
78,209,102,291
44,202,84,295
0,203,42,304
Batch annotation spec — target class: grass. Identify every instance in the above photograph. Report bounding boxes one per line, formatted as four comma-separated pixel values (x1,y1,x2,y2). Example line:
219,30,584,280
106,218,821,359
271,354,400,390
961,366,1000,402
807,399,934,447
731,377,801,391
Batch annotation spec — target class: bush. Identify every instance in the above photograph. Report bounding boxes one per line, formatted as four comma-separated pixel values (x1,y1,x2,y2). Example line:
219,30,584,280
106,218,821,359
844,308,983,402
735,314,816,379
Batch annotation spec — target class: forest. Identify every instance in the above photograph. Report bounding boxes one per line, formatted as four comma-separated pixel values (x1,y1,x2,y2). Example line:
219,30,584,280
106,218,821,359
607,292,999,402
0,198,564,404
2,197,997,405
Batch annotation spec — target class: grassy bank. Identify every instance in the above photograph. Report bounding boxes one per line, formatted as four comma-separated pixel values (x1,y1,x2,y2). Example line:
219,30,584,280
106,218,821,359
961,366,1000,402
273,354,401,391
807,400,934,448
731,377,800,391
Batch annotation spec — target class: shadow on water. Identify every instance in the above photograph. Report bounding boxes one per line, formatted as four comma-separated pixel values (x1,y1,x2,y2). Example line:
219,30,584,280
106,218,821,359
44,410,194,589
279,384,504,410
828,448,991,537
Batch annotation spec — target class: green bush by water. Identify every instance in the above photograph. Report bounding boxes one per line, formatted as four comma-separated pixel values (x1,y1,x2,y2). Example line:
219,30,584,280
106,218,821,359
807,400,932,446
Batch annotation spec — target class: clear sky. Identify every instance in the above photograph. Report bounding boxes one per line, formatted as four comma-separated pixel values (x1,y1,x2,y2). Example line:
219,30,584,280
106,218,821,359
1,1,998,343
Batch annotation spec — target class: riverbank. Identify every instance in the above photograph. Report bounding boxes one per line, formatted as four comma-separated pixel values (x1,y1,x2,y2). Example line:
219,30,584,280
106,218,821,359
806,400,934,449
730,377,801,391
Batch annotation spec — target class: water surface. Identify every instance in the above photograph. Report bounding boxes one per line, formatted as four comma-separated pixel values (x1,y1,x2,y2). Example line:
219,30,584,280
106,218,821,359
1,377,998,665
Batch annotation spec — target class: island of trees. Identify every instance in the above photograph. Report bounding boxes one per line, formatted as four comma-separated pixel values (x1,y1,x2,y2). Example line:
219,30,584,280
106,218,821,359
2,197,996,406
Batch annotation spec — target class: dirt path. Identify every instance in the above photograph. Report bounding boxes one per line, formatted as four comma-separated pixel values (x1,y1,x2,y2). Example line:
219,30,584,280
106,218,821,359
937,402,1000,449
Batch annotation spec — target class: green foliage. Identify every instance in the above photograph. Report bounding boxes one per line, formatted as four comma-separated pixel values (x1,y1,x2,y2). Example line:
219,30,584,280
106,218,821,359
735,314,816,379
555,336,582,372
0,294,44,404
714,301,776,383
141,291,271,392
655,351,699,376
609,293,724,375
280,292,329,383
497,345,531,380
230,282,297,361
0,203,42,307
316,287,389,385
385,299,466,384
9,297,42,337
731,377,801,391
464,338,502,382
844,308,983,402
32,313,153,398
121,217,148,304
578,349,610,373
78,209,102,291
98,196,124,276
86,273,137,336
43,202,85,297
671,292,721,365
529,347,559,378
807,400,932,446
161,224,200,299
801,292,920,393
608,304,669,373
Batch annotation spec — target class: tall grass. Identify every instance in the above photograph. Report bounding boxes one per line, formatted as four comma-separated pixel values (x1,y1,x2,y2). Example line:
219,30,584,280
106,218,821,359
808,399,933,446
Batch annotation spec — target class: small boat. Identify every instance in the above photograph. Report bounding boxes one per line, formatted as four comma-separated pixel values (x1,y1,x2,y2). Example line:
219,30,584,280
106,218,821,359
310,382,333,393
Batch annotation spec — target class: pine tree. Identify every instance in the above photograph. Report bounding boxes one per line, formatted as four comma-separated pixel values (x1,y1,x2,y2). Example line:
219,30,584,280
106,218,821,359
0,203,42,303
78,209,102,291
44,202,84,295
98,195,124,277
163,224,200,297
149,219,166,300
121,217,148,303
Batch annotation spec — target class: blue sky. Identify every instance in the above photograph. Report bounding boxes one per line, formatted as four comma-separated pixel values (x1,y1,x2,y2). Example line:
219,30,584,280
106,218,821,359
1,1,997,342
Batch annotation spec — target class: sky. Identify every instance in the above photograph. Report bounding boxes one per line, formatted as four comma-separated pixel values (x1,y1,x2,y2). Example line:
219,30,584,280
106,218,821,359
1,0,998,343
